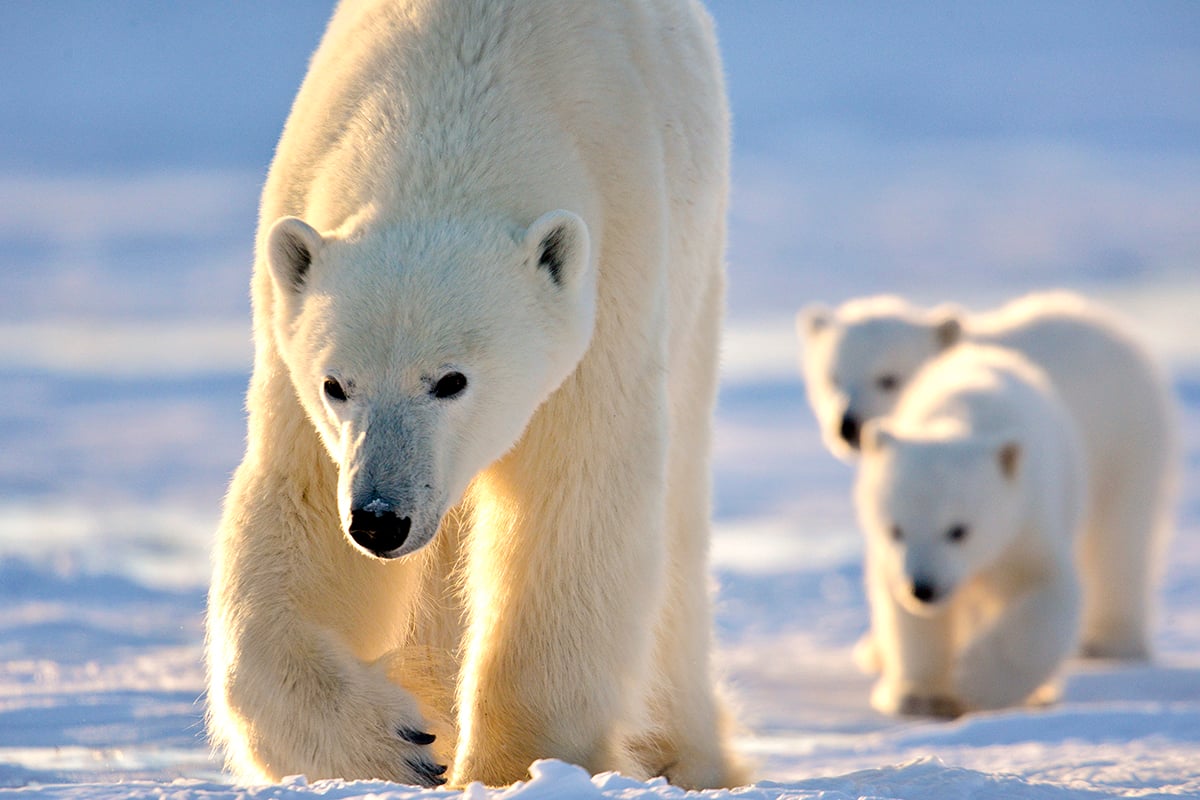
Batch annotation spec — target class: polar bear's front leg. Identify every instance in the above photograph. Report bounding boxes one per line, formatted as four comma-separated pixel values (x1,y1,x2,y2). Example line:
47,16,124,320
642,273,748,790
956,569,1080,711
206,468,446,785
209,614,446,784
1077,467,1164,660
867,558,961,717
451,381,666,786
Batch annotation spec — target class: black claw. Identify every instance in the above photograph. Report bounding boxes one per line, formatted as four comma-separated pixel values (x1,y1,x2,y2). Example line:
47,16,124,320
406,759,449,787
397,727,437,745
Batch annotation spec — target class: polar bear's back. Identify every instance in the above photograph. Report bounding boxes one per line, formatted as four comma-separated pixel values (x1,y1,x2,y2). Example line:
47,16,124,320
893,344,1085,526
261,0,727,241
893,344,1064,442
968,291,1174,489
255,0,729,379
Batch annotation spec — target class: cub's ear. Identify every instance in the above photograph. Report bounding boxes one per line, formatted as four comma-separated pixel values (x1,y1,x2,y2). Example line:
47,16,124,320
929,304,964,351
266,216,325,294
861,419,896,454
525,210,590,289
997,440,1022,481
798,304,833,340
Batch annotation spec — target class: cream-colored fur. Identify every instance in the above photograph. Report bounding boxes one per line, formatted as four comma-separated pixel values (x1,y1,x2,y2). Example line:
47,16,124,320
855,344,1086,716
206,0,743,789
800,291,1175,660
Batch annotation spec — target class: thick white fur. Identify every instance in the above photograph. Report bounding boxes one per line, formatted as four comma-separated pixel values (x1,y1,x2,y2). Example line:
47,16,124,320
799,291,1175,660
855,344,1086,715
206,0,743,789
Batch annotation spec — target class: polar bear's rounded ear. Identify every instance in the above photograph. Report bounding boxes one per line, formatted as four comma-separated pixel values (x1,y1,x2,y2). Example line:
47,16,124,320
861,420,896,454
929,305,964,351
997,440,1021,481
798,304,832,340
266,216,325,294
524,210,590,289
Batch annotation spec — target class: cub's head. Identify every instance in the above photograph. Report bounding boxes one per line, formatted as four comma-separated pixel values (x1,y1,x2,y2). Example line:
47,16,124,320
263,210,595,559
797,296,963,459
853,421,1023,616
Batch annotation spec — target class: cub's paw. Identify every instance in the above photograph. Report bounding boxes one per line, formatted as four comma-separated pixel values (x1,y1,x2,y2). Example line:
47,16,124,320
896,692,964,719
1080,635,1150,662
871,680,963,719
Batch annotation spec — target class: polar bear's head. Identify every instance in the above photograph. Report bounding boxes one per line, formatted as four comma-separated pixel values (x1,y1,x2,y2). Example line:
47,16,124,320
854,422,1023,615
797,297,963,460
264,210,595,559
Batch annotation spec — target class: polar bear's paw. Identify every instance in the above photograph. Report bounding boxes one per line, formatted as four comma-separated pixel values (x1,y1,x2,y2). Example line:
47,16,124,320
345,700,448,786
222,678,448,784
300,670,448,786
896,692,964,719
871,680,963,719
394,728,448,786
1080,632,1150,662
325,721,446,786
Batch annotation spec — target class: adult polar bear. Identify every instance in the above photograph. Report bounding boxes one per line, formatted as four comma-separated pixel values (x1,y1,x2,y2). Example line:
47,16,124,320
799,292,1175,660
206,0,742,789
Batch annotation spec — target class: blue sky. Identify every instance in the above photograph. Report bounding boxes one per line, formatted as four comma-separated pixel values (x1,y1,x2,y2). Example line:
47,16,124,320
1,3,1197,325
3,2,1197,173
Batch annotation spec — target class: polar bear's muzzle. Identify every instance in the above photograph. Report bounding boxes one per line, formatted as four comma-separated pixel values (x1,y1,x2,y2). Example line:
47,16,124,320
895,572,954,616
348,497,412,557
839,410,862,450
334,405,445,559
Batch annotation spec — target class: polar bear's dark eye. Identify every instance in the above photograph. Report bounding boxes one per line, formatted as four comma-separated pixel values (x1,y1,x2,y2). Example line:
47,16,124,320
323,377,348,402
947,524,969,543
890,524,903,542
876,374,900,392
431,371,468,399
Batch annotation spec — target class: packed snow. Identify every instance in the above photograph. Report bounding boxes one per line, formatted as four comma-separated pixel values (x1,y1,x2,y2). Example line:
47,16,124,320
1,2,1198,798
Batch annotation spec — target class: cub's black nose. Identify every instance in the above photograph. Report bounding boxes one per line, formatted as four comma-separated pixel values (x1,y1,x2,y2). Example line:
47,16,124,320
348,507,411,555
912,580,939,604
840,411,861,448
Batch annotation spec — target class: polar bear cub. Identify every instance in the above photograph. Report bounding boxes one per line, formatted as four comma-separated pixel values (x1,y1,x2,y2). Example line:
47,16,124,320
799,291,1174,659
855,344,1086,716
206,0,742,790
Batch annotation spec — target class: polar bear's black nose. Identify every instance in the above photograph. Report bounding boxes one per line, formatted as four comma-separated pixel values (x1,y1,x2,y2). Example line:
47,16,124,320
912,580,938,604
348,507,411,555
839,412,861,448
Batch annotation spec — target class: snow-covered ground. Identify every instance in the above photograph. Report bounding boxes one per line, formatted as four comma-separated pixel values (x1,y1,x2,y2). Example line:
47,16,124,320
2,2,1198,798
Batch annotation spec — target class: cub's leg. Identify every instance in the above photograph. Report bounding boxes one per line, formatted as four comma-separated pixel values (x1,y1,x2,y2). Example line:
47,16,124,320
957,572,1080,710
867,558,962,718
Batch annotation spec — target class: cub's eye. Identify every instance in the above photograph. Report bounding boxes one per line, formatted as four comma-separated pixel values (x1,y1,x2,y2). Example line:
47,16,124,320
890,524,903,542
947,524,969,543
876,374,900,392
431,371,468,399
323,377,348,402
